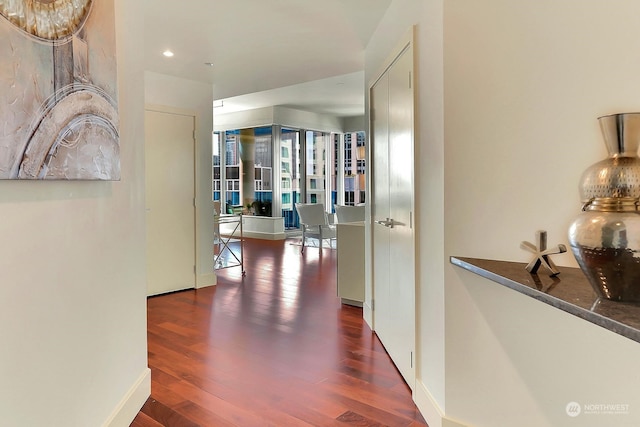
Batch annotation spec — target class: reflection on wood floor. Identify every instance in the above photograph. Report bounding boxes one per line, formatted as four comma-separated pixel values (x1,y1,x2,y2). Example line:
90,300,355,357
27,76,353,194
131,238,428,427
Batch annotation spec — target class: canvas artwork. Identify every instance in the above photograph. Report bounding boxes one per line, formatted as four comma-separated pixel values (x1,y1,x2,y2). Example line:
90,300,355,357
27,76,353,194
0,0,119,180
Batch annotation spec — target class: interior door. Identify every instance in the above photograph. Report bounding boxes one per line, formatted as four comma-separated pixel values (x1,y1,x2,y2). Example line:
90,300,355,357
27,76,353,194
145,108,196,296
372,44,415,387
372,72,392,347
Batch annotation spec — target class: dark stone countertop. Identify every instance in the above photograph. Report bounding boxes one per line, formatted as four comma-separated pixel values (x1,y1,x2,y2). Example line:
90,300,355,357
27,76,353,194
450,256,640,343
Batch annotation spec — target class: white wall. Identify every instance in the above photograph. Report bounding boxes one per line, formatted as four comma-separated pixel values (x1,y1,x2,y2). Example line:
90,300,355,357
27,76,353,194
214,106,276,131
364,0,446,421
144,71,216,287
0,1,150,425
444,1,640,426
367,1,640,427
342,115,365,133
214,105,344,133
273,106,343,133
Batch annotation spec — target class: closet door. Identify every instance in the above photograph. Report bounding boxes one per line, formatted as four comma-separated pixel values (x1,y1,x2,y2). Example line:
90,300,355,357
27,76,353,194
145,108,196,296
371,43,415,387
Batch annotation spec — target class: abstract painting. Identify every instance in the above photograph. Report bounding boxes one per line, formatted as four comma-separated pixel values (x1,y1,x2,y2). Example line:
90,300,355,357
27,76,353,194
0,0,119,180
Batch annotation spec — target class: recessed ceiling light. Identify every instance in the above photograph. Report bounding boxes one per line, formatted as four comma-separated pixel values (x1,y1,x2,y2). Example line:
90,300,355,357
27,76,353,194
163,50,174,57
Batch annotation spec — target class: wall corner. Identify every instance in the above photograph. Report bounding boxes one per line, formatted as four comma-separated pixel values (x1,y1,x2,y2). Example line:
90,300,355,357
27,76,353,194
102,368,151,427
415,379,468,427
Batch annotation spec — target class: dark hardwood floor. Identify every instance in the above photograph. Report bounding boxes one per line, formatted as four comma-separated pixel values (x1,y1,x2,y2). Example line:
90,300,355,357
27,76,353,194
131,238,427,427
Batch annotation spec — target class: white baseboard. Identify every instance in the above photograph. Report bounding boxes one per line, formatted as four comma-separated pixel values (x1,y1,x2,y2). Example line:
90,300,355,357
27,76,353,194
243,230,286,240
363,301,373,330
414,379,468,427
340,298,363,307
196,272,217,288
102,368,151,427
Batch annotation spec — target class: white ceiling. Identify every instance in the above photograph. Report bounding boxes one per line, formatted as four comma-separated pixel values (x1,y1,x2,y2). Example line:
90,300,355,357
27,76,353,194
143,0,391,117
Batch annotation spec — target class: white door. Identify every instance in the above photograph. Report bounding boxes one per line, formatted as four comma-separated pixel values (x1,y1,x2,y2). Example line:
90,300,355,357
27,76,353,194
372,44,415,387
145,108,196,296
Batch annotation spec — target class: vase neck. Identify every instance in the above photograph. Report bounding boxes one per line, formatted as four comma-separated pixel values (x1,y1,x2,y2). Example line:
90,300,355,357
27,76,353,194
599,113,640,157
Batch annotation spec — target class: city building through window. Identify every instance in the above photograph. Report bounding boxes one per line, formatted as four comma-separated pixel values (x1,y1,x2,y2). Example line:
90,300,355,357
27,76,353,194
213,126,365,228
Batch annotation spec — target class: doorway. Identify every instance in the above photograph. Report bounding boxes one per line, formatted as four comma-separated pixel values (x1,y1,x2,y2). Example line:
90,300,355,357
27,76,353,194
371,32,416,388
145,107,196,296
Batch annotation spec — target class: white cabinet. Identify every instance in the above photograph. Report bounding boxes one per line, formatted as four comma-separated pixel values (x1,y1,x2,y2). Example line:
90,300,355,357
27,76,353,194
337,222,365,306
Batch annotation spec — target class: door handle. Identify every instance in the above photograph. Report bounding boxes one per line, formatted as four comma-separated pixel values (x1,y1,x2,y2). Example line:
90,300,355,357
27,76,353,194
374,218,394,228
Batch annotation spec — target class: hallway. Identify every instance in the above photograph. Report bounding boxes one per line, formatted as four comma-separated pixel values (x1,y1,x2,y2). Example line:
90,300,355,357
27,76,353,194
131,238,427,426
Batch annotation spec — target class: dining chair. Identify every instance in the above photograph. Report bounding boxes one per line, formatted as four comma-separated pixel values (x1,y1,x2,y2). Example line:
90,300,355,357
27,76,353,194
294,203,336,253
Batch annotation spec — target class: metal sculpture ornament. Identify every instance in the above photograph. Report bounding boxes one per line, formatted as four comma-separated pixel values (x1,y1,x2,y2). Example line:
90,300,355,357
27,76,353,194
520,230,567,276
0,0,120,180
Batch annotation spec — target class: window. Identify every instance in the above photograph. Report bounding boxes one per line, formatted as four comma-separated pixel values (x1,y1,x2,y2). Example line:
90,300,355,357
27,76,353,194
212,132,222,201
345,192,355,206
344,143,352,175
213,127,366,227
344,131,366,205
226,166,239,180
330,133,339,213
225,134,239,165
281,128,301,229
306,131,326,204
261,168,272,191
253,127,273,206
344,176,355,191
